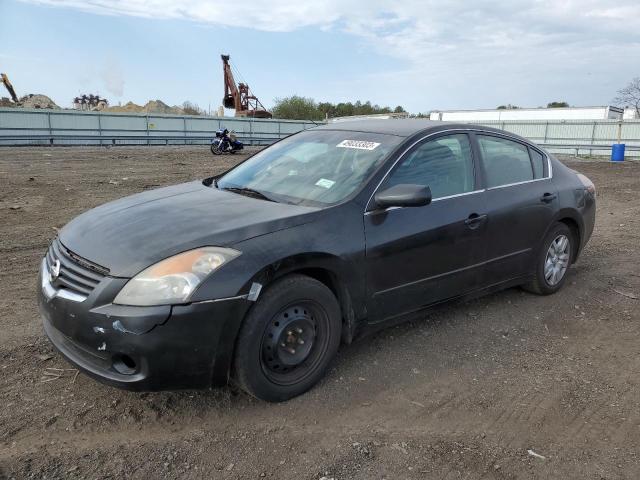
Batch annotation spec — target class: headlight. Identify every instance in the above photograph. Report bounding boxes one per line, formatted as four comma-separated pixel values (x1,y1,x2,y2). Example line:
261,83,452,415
113,247,241,306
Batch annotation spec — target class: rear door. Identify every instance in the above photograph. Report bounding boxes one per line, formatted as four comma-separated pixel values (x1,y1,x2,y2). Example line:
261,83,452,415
474,133,558,284
364,133,488,322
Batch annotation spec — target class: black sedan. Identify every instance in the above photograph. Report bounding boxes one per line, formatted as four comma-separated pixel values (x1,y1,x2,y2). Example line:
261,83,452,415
38,120,596,402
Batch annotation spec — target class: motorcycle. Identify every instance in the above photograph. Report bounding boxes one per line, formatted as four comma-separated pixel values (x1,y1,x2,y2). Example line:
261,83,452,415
211,129,244,155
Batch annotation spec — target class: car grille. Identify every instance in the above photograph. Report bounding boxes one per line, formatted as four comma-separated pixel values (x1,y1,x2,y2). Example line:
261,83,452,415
45,238,109,297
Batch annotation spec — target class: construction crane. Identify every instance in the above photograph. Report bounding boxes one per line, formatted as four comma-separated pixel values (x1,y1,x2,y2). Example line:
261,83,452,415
1,73,19,103
221,54,272,118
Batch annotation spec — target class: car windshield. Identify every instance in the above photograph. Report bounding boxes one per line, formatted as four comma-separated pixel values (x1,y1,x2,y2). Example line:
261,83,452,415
216,130,403,206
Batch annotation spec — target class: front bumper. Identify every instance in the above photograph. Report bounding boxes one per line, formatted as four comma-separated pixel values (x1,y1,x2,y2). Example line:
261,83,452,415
38,260,251,391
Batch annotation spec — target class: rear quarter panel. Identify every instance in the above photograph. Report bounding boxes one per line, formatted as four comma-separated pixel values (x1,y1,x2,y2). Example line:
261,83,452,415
549,156,596,258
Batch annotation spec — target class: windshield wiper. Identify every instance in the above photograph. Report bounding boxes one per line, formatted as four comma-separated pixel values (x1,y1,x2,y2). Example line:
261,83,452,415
221,186,276,202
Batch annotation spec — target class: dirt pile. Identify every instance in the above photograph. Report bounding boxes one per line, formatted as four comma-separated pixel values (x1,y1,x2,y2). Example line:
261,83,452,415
102,101,142,113
0,94,60,109
0,96,191,114
106,99,185,115
19,94,60,109
144,100,184,114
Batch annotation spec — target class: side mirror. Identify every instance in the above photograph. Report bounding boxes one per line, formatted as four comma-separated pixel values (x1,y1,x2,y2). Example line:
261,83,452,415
374,184,432,209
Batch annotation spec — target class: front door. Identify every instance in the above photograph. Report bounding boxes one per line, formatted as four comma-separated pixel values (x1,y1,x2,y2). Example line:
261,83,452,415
364,133,488,322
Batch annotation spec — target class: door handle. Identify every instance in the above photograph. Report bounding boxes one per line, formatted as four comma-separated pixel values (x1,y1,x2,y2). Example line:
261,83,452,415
465,213,487,229
540,192,557,203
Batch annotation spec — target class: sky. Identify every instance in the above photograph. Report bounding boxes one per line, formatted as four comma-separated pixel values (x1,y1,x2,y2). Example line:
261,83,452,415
0,0,638,113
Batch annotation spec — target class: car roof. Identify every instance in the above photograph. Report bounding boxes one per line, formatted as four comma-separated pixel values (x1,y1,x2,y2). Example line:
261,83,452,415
312,118,521,140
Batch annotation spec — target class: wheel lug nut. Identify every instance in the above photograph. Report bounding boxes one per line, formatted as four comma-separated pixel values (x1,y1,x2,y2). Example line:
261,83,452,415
296,328,303,334
287,347,296,354
298,339,305,345
280,342,286,348
287,330,293,336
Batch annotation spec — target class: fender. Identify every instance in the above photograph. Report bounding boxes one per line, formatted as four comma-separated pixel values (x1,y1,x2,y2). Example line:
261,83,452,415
540,208,585,260
209,252,362,386
245,252,364,343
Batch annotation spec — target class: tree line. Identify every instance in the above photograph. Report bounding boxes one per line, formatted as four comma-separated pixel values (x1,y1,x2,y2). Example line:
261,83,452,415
271,95,406,121
497,101,570,110
185,77,640,120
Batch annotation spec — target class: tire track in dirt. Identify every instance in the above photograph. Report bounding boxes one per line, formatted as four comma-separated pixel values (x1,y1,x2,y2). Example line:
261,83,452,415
2,149,640,479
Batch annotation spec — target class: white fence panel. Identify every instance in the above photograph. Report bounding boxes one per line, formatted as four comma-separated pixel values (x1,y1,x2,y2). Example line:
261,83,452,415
0,108,638,156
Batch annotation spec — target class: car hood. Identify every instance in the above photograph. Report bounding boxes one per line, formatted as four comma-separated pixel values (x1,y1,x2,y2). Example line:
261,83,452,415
59,181,318,277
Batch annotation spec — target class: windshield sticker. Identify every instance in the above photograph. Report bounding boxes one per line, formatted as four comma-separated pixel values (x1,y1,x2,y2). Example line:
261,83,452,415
336,140,381,151
315,178,336,189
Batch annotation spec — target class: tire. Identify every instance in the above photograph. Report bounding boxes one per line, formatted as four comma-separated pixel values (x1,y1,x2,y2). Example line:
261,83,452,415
232,274,341,402
210,143,222,155
523,222,574,295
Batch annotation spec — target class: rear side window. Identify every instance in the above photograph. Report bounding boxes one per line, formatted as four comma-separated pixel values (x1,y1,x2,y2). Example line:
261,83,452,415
529,148,545,179
478,135,533,188
384,134,475,199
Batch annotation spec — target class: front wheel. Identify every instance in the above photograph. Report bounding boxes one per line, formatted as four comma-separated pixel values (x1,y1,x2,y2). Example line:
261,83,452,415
210,143,222,155
523,222,574,295
232,274,341,402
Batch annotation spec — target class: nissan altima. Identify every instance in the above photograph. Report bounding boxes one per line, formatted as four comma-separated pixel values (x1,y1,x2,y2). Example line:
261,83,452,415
38,120,596,402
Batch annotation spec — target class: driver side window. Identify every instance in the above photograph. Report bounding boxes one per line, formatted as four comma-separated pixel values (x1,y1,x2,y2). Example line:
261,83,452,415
384,134,475,199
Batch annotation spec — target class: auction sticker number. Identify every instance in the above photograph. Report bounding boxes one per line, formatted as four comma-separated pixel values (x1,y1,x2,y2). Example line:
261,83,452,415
336,140,381,150
315,178,336,189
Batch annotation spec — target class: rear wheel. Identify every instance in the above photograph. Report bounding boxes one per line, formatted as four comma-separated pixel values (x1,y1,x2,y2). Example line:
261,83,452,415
232,274,341,402
523,222,574,295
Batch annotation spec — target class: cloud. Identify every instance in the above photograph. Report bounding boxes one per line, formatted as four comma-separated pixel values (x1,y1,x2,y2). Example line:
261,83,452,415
19,0,346,30
19,0,640,108
21,0,640,36
21,1,640,63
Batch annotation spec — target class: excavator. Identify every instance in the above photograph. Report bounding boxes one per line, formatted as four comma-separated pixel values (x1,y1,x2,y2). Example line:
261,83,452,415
1,73,19,104
221,55,271,118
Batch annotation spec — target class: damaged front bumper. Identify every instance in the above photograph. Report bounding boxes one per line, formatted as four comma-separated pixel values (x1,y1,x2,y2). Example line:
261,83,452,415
38,259,250,391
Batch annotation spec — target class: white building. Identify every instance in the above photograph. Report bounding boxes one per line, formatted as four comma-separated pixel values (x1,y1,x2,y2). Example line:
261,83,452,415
623,107,639,120
429,106,624,122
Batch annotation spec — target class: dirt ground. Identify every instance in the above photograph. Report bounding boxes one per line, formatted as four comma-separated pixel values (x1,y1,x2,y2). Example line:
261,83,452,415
0,146,639,480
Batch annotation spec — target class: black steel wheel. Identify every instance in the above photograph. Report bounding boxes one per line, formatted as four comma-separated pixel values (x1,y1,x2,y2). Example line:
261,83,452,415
232,274,341,402
260,301,329,385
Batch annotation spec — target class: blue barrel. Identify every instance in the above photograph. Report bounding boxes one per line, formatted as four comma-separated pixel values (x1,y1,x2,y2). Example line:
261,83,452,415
611,143,625,162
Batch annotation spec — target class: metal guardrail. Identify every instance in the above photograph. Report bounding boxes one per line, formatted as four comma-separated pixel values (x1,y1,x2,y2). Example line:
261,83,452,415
0,133,281,146
2,136,639,160
465,118,640,157
0,107,321,147
537,142,640,157
1,108,639,157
